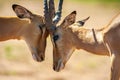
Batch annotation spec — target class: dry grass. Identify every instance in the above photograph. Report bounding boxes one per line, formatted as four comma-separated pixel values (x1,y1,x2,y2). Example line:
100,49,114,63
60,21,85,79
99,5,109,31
0,0,119,80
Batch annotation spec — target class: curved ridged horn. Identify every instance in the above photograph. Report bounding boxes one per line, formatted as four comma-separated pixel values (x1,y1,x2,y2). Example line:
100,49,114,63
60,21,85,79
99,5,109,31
53,0,63,25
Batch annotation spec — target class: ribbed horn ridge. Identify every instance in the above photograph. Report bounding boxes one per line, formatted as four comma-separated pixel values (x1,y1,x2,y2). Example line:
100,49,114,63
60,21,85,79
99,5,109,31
49,0,55,20
43,0,64,33
44,0,50,27
53,0,63,25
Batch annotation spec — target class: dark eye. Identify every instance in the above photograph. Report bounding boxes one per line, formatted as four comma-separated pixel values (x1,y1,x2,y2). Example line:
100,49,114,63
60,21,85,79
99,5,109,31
39,25,42,28
39,24,45,28
39,25,43,34
39,25,42,29
53,35,59,42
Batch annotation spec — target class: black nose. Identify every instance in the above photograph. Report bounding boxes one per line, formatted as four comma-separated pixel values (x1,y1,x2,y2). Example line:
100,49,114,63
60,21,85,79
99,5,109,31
40,56,44,61
53,65,56,71
37,55,44,62
35,54,44,62
53,64,60,72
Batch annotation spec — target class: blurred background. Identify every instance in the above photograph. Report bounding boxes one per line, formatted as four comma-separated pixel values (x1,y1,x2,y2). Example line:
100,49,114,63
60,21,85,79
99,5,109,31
0,0,120,80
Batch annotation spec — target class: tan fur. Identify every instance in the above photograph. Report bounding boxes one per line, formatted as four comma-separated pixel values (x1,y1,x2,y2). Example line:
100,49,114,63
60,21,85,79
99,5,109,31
53,25,109,69
0,4,48,62
104,21,120,80
52,11,120,80
69,25,109,55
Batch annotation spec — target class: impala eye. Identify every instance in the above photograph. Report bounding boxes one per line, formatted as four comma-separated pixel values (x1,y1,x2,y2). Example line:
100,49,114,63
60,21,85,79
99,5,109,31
39,25,43,34
39,24,45,28
53,35,59,42
39,25,42,29
39,25,42,28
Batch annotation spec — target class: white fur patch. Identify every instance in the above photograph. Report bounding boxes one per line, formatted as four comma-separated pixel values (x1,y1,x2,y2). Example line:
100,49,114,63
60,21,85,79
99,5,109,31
85,31,94,43
96,32,103,43
86,31,93,38
85,30,103,43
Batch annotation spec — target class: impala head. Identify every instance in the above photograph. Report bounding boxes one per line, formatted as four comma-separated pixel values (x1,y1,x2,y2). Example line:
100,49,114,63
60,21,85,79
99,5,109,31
43,0,89,71
12,4,48,62
51,11,76,71
52,12,90,72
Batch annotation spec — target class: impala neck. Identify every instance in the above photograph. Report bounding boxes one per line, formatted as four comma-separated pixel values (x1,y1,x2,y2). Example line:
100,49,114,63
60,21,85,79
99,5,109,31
0,17,29,41
69,26,109,56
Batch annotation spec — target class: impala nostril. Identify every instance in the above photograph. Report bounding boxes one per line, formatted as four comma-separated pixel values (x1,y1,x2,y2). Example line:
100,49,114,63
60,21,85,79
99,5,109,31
53,59,65,72
53,65,56,71
39,53,45,61
32,53,45,62
40,56,44,61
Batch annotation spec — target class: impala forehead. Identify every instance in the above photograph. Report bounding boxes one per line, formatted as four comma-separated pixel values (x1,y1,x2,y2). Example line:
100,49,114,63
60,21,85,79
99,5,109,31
53,29,66,49
53,28,63,39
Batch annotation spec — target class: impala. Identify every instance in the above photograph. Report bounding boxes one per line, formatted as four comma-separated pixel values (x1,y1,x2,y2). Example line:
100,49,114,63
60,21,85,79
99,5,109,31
43,0,109,71
52,12,120,80
103,13,120,80
0,4,48,62
43,0,120,79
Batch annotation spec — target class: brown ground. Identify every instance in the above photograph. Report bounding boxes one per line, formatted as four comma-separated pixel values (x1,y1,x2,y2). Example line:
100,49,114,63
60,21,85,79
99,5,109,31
0,0,119,80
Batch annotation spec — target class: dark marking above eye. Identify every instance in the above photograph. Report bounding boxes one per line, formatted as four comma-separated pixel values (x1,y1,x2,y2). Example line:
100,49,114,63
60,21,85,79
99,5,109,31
53,35,59,42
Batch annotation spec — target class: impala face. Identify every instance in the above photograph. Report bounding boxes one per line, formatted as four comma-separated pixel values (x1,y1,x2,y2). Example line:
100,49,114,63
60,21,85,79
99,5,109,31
51,11,77,71
12,4,48,62
51,11,90,72
52,29,76,72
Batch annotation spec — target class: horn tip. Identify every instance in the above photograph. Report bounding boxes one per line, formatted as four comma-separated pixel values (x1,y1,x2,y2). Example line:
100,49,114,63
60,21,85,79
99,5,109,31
88,16,90,19
72,11,77,14
12,4,19,10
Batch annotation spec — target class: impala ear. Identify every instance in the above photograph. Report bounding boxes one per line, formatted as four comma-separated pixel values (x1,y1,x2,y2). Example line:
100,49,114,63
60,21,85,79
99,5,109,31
76,16,90,26
12,4,33,19
60,11,76,28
